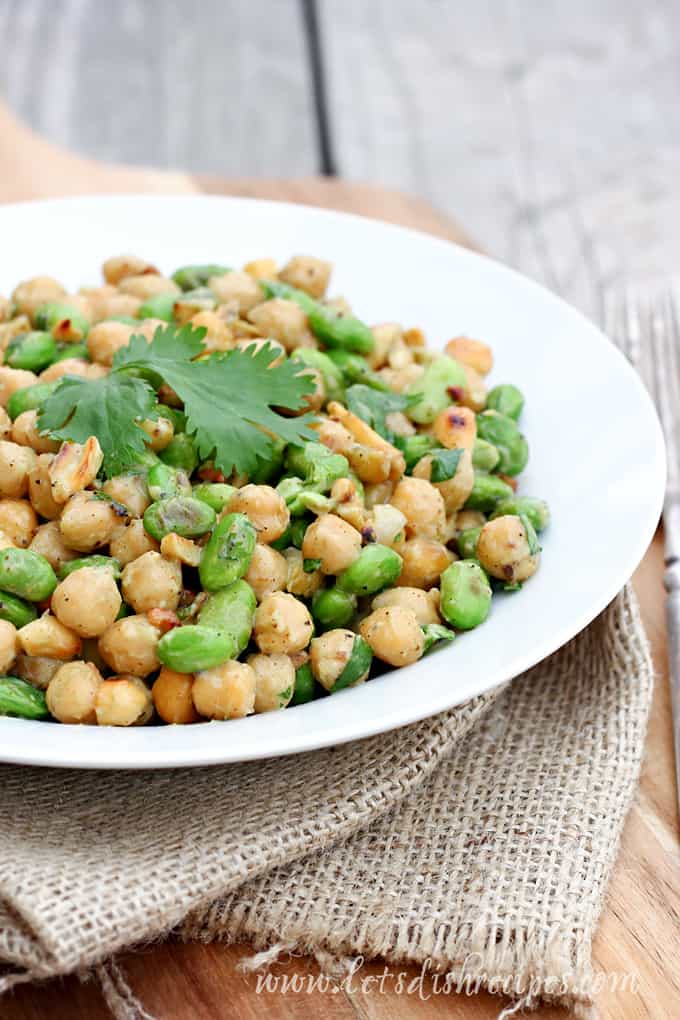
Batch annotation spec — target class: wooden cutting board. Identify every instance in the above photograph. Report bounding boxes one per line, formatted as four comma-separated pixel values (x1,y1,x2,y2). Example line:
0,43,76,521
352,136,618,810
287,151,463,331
0,118,678,1018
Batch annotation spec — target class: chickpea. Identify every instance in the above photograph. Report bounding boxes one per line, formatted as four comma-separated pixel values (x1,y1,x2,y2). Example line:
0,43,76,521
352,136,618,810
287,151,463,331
284,547,323,598
432,405,477,451
192,661,256,720
209,271,263,313
189,311,234,353
95,675,154,726
227,484,289,544
396,538,455,590
11,410,60,455
0,367,39,407
243,257,278,280
346,443,391,485
29,521,79,571
312,417,353,454
28,454,62,520
0,316,31,350
372,587,440,625
377,363,423,392
0,498,38,547
118,274,179,299
444,336,493,376
121,551,182,613
98,615,161,676
369,504,407,549
52,566,122,638
390,476,447,542
460,364,487,413
102,255,158,285
152,667,199,724
248,652,295,712
364,480,395,508
245,543,287,601
310,629,369,691
297,366,325,413
253,591,314,654
412,449,474,514
247,298,310,352
278,255,332,298
59,491,123,552
11,276,65,319
49,437,103,504
0,528,14,550
40,358,107,383
160,532,202,567
46,661,103,724
300,514,361,575
18,614,81,660
109,518,159,565
0,440,37,498
477,515,539,583
92,292,142,321
359,606,425,667
369,323,402,369
455,509,487,533
86,321,135,366
137,417,172,453
0,619,18,673
0,406,12,439
14,653,63,690
102,473,150,517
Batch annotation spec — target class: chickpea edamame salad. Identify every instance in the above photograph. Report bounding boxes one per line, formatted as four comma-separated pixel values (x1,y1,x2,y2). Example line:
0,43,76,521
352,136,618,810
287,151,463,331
0,253,549,728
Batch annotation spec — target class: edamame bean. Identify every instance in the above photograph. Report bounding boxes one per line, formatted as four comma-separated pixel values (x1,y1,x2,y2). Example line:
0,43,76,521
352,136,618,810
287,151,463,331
0,548,57,601
291,662,315,705
492,497,550,533
326,350,391,392
58,555,122,580
486,383,524,421
7,381,58,420
198,580,256,655
192,482,236,512
332,634,373,692
53,341,89,363
337,544,402,596
421,623,456,653
147,462,191,501
463,473,514,512
172,264,232,290
476,411,528,476
440,560,492,630
406,356,468,425
143,496,216,541
5,331,57,372
173,287,217,318
312,587,357,629
271,517,308,551
199,512,257,591
0,590,38,629
248,439,285,485
158,433,198,474
34,302,89,340
156,625,235,673
0,675,49,719
261,280,374,354
157,403,187,433
291,348,346,402
137,291,176,322
457,526,482,560
472,438,500,472
285,441,349,493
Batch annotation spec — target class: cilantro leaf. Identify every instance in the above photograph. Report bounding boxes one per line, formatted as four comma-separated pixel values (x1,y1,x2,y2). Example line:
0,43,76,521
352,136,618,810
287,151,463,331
345,384,418,441
38,374,157,477
43,323,317,478
429,448,464,483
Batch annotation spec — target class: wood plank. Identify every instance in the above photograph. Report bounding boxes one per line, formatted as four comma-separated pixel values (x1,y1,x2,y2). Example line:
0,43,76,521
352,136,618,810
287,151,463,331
0,0,318,177
320,0,680,318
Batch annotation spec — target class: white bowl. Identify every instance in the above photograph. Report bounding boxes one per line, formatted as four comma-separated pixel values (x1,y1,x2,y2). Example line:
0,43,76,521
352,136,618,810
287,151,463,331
0,195,665,768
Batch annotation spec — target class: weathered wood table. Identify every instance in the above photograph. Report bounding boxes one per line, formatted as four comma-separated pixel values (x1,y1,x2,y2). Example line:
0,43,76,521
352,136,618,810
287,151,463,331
0,108,678,1019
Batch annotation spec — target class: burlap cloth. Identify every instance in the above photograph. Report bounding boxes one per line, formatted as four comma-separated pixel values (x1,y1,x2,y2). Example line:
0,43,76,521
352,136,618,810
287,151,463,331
0,584,652,1018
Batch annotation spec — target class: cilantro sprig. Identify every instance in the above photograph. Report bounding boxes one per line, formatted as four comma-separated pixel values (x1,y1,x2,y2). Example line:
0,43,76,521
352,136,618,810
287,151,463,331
38,324,316,478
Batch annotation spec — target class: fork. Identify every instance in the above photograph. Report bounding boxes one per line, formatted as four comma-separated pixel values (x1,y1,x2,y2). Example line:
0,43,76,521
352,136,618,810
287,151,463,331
606,287,680,816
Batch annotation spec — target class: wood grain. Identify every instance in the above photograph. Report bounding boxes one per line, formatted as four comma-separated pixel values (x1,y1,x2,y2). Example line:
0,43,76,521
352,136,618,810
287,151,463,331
0,119,677,1019
320,0,680,319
